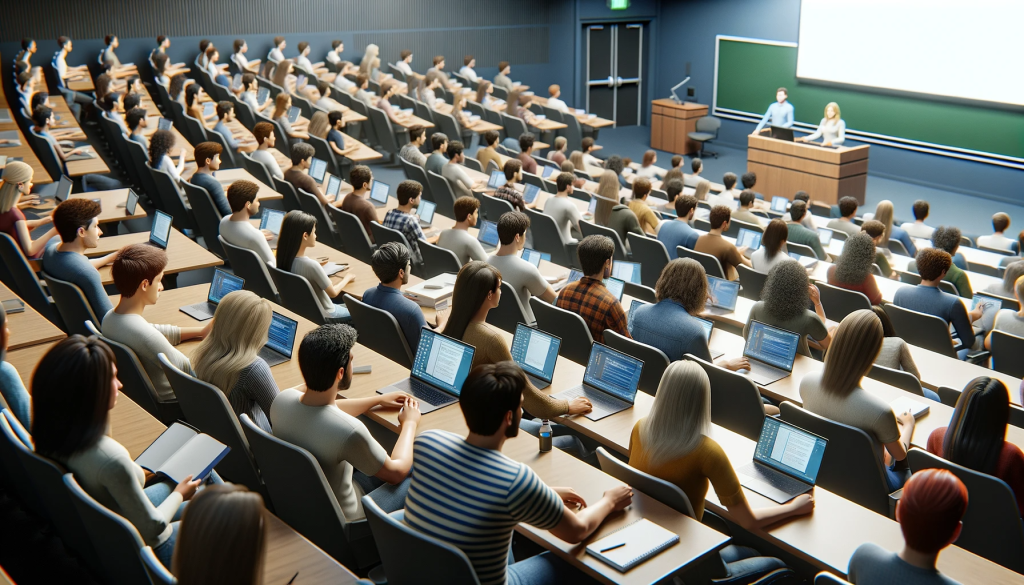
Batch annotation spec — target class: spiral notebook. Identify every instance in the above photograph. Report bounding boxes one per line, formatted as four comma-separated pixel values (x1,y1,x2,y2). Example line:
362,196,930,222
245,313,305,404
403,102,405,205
585,518,679,572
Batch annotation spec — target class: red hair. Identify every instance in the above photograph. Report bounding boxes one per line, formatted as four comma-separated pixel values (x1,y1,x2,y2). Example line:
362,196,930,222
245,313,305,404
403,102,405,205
898,469,968,554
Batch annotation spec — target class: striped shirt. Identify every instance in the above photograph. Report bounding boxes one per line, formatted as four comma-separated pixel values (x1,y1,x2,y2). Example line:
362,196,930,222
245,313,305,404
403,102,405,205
403,430,564,585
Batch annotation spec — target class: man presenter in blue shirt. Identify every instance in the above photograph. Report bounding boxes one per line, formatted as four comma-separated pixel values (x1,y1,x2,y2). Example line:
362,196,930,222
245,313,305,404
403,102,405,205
753,87,794,134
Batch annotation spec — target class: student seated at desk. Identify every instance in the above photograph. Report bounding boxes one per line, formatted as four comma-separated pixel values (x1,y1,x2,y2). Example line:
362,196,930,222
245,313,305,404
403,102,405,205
172,484,268,583
450,93,481,152
277,211,354,322
340,165,377,238
595,173,641,245
415,71,442,109
628,177,660,236
271,323,419,520
0,307,31,428
383,181,427,263
32,335,203,569
870,306,922,381
231,39,258,74
861,220,897,279
250,121,284,180
740,172,764,201
426,55,448,85
193,291,281,433
30,105,92,169
633,150,663,180
189,142,230,216
272,93,309,144
425,132,449,176
267,36,286,63
361,56,382,84
895,249,983,358
560,159,587,190
239,73,272,116
630,361,812,581
493,61,515,92
659,190,699,260
827,232,883,305
475,80,497,109
443,141,485,199
152,53,172,88
212,101,244,154
696,206,752,281
184,84,212,125
404,362,632,585
99,91,129,134
204,46,230,88
476,130,502,172
168,73,191,104
377,79,412,125
546,84,569,114
580,137,602,171
283,142,324,203
494,160,531,212
325,40,344,67
848,469,967,585
394,49,414,76
604,155,630,190
557,235,630,344
220,180,275,267
507,89,536,124
103,244,212,401
311,80,334,112
745,261,831,356
53,37,93,108
487,211,556,325
731,190,766,228
868,199,917,258
294,42,319,75
363,242,448,351
459,55,478,82
547,136,568,166
978,212,1016,252
712,172,740,204
196,39,212,69
984,270,1024,350
399,125,428,167
784,200,827,260
17,38,35,68
543,172,583,244
311,110,359,160
42,198,117,320
782,191,817,231
908,227,971,297
0,162,56,259
902,200,936,240
682,157,703,189
826,196,861,238
352,73,375,109
438,196,488,265
750,219,791,274
799,309,915,490
517,133,539,175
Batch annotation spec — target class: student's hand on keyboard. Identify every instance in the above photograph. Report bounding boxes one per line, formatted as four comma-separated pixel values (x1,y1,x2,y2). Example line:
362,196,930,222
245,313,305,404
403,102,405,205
378,391,413,409
398,398,421,425
717,356,750,372
567,396,593,415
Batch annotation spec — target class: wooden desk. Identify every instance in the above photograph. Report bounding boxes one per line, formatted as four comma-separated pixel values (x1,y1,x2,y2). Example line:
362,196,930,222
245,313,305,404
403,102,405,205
141,117,194,162
90,230,223,285
527,96,614,130
27,189,148,225
314,98,367,124
747,135,869,206
0,76,52,185
66,76,95,93
49,97,112,177
0,282,65,351
181,168,282,203
650,100,708,156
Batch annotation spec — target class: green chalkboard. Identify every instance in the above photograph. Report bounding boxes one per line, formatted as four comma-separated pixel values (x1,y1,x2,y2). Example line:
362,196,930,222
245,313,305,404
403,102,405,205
714,38,1024,161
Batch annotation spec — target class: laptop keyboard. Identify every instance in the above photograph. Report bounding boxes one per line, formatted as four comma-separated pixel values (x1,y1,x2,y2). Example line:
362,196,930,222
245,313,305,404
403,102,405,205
747,361,788,383
407,378,455,406
558,386,625,413
739,462,809,496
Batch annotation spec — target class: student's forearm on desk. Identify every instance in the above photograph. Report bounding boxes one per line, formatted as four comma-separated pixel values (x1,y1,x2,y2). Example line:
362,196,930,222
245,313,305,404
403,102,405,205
179,327,206,341
336,396,386,417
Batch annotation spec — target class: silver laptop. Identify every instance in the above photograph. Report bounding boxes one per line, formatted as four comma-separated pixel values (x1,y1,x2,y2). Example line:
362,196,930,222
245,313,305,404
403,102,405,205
377,329,476,414
817,227,834,246
770,196,788,214
740,320,801,386
704,276,740,315
523,184,541,205
477,219,500,252
259,208,285,249
788,252,818,269
510,323,561,390
257,311,299,367
611,260,641,284
550,343,643,421
180,269,244,321
36,174,72,202
737,416,827,503
369,180,390,208
415,199,436,228
628,299,724,360
487,170,507,189
736,228,762,258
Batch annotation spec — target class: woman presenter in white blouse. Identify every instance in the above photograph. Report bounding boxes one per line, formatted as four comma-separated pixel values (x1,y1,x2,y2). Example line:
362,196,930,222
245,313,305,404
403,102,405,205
798,102,846,146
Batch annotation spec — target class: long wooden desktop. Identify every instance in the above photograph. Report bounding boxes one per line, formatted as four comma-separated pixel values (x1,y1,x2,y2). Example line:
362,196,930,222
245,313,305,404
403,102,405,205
746,135,869,205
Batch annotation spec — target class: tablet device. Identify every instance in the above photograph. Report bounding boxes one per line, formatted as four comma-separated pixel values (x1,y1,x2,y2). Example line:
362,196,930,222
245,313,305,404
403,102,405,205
149,210,173,249
736,228,762,251
817,227,834,246
260,208,286,235
202,101,215,118
541,166,557,178
125,189,139,215
325,174,341,198
257,87,270,105
416,199,436,225
158,118,173,131
287,106,301,124
523,184,541,205
309,157,327,183
370,180,390,205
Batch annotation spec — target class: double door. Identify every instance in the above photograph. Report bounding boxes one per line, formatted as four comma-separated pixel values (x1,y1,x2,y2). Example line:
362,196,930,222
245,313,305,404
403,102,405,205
585,23,647,127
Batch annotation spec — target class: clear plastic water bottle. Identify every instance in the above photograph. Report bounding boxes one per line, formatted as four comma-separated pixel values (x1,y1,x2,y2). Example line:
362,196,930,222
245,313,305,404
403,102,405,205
539,419,552,452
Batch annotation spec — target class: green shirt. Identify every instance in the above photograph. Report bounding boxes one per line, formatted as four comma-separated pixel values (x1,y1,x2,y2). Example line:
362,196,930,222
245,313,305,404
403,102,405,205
875,252,892,278
945,263,973,298
787,223,826,259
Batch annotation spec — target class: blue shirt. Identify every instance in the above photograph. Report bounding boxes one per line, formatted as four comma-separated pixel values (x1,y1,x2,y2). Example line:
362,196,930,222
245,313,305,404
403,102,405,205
361,284,428,351
0,360,31,430
892,285,974,349
383,209,425,263
213,121,240,151
754,101,795,133
890,225,917,257
327,128,345,151
658,220,700,259
629,299,712,362
189,171,231,216
41,241,113,320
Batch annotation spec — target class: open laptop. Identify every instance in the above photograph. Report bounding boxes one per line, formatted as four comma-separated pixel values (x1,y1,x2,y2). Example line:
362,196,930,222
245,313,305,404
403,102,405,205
604,276,625,301
737,416,828,503
550,343,643,421
124,189,139,215
521,248,550,267
477,219,500,252
35,173,72,203
415,199,436,228
704,276,740,314
376,329,476,414
258,311,299,367
287,106,301,124
510,323,561,389
770,126,794,142
158,117,174,131
523,184,541,205
260,208,285,249
789,252,818,269
257,87,270,105
180,269,244,321
309,157,328,183
628,299,724,359
585,196,598,219
369,180,390,208
741,320,801,385
612,260,641,284
541,166,557,179
202,101,216,118
736,228,762,257
817,227,834,246
325,174,342,200
149,210,174,249
770,196,788,214
487,170,507,189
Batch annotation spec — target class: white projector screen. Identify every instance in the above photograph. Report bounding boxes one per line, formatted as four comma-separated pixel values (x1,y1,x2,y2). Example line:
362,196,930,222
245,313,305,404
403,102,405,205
797,0,1024,107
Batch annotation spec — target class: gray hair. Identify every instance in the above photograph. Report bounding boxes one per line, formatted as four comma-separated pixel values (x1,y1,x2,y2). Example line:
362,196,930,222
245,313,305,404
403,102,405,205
1002,261,1024,295
639,361,711,466
833,233,877,285
761,261,811,321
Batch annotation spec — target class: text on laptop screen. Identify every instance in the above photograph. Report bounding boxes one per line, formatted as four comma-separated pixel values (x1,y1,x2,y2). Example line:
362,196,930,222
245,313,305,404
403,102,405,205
584,344,643,403
260,209,285,234
326,174,341,197
370,181,390,204
416,200,436,224
541,166,556,178
266,312,298,357
736,228,762,251
511,324,560,382
755,417,827,485
209,270,244,304
521,248,547,267
612,261,641,284
478,220,500,247
487,170,507,189
412,330,475,396
771,196,788,213
707,277,739,311
817,228,833,245
309,158,327,183
604,277,625,301
696,317,714,341
744,321,800,371
523,184,540,204
150,210,173,248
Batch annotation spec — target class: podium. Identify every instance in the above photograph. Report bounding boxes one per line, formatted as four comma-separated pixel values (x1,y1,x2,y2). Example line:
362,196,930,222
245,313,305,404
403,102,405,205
746,135,869,205
651,99,708,155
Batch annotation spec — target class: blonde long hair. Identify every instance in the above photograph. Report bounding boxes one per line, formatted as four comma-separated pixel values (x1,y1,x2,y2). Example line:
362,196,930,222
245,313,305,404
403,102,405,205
639,361,711,465
821,309,883,396
568,150,586,171
694,179,711,201
596,170,620,202
824,101,841,122
360,44,379,70
308,110,330,139
193,291,274,396
873,200,894,246
0,181,22,213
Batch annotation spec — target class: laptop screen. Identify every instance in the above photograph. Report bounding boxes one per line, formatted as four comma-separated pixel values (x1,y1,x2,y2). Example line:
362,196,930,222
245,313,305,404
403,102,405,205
754,416,827,485
412,329,476,396
416,200,436,225
370,180,390,204
736,228,762,251
707,276,739,311
265,311,298,358
257,87,270,105
604,277,625,301
158,118,173,131
971,292,1002,312
771,196,788,213
817,227,833,245
541,166,556,178
260,208,285,235
523,184,541,204
627,298,648,330
567,269,584,284
487,170,507,189
583,343,643,403
325,174,341,198
511,324,561,383
149,210,173,249
695,316,714,341
202,101,216,118
587,196,598,215
208,269,244,304
287,106,301,124
521,248,550,267
612,260,641,284
55,175,72,202
478,220,500,247
744,321,800,372
125,189,139,215
309,157,328,183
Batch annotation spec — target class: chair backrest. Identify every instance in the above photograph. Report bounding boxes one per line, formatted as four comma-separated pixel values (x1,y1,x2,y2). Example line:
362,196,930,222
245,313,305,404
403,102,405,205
307,134,342,178
737,264,768,301
485,280,531,334
521,170,553,194
217,236,279,301
296,188,341,248
125,139,162,205
0,414,45,517
561,115,583,153
367,106,402,156
686,355,767,441
724,218,763,239
623,281,657,303
158,354,265,494
907,449,1024,572
267,265,329,324
867,363,924,396
814,573,851,585
695,115,721,135
479,193,516,223
626,232,670,289
241,150,275,187
205,127,239,169
433,111,464,148
141,546,177,585
678,246,726,279
412,99,435,125
816,282,872,323
786,241,820,260
400,156,433,200
148,166,196,231
580,220,628,260
463,156,483,172
501,113,529,140
425,171,458,219
326,205,375,264
882,304,958,358
180,181,226,258
530,297,593,364
603,330,669,396
343,294,414,369
524,208,573,267
387,63,406,82
990,330,1024,378
0,233,64,329
595,447,696,518
368,223,418,270
63,474,154,585
40,271,98,336
887,239,910,256
361,496,481,585
779,402,892,515
180,112,209,145
419,240,462,280
239,414,367,568
271,176,302,211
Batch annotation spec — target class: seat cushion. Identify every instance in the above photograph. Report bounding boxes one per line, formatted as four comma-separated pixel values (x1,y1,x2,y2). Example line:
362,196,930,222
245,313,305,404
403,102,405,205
688,132,716,141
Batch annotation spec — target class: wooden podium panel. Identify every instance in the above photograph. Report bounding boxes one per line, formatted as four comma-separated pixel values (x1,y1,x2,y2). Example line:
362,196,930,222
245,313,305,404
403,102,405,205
651,99,708,155
746,135,869,205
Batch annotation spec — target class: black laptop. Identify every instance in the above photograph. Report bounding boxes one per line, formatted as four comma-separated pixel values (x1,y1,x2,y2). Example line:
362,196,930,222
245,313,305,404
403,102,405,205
258,311,299,367
737,416,827,503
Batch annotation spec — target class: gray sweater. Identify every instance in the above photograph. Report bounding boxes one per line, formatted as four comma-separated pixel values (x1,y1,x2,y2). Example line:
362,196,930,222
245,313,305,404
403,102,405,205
223,359,280,433
102,311,190,402
41,243,113,321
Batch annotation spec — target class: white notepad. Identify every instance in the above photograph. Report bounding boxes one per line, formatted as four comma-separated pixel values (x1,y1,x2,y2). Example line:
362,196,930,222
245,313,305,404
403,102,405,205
585,518,679,572
891,396,930,419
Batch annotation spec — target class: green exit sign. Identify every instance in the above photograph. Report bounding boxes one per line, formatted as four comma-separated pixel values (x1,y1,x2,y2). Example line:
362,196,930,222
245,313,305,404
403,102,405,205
609,0,630,9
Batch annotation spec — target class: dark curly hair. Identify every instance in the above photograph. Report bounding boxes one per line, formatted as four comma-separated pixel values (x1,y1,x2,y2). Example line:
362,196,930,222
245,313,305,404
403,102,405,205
833,232,876,284
761,261,811,321
148,129,177,166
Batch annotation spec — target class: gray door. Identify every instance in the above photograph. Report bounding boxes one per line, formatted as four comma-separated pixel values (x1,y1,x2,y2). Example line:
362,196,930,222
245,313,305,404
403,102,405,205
585,23,646,127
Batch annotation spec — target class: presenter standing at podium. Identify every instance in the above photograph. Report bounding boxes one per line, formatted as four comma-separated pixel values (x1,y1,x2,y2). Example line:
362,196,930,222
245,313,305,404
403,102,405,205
798,102,846,147
752,87,794,134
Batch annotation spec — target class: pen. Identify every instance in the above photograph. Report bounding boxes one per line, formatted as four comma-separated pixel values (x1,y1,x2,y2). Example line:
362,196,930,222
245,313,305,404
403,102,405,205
599,542,626,553
286,571,299,584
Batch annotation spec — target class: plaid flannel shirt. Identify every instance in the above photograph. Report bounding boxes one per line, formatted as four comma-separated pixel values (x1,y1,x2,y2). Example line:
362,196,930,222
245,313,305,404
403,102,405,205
494,185,526,212
555,276,630,344
383,208,425,262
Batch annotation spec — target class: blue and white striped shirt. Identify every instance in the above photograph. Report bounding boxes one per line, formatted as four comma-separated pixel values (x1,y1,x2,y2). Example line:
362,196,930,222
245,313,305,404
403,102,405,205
403,430,564,585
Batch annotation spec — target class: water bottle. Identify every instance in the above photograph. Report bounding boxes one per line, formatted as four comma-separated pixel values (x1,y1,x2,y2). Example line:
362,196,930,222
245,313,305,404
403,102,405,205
539,419,552,453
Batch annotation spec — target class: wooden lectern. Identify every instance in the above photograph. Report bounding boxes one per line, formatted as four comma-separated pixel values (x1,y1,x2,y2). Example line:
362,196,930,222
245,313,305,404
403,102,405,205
746,135,869,205
651,99,708,155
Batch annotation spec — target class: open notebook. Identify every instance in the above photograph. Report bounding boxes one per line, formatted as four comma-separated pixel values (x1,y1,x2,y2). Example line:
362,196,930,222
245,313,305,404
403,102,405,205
134,422,230,483
585,518,679,572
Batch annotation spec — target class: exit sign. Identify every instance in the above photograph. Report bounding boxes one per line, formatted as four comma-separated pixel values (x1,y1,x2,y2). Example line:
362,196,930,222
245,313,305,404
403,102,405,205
609,0,630,9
